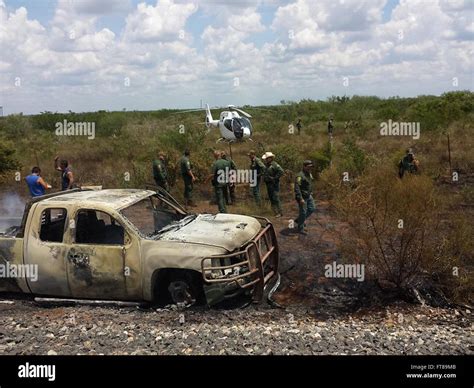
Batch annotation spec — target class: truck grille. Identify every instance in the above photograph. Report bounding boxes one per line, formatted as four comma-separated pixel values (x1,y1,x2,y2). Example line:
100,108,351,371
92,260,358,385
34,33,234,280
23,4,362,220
201,217,279,303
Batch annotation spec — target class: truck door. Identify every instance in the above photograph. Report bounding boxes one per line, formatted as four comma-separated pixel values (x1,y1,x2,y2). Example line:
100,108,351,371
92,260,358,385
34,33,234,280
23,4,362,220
24,205,70,296
66,209,130,300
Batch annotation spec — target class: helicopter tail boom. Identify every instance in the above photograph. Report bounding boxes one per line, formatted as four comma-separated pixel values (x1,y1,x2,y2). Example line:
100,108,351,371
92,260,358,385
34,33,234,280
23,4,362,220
205,104,219,129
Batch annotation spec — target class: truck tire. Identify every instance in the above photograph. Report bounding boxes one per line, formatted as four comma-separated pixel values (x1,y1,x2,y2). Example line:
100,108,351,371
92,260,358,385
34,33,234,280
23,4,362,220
153,269,205,307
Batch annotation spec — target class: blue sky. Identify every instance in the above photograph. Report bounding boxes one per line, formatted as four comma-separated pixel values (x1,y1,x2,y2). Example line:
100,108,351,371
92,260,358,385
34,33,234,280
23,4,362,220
0,0,472,114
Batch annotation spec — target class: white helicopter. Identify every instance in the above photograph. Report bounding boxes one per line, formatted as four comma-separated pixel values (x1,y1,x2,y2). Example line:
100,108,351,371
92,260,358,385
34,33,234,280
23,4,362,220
178,104,254,142
205,104,253,142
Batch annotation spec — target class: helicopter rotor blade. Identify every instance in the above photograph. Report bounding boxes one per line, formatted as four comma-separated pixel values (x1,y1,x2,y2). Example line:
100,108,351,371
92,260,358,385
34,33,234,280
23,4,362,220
246,107,273,112
171,108,206,114
172,106,226,114
229,107,252,118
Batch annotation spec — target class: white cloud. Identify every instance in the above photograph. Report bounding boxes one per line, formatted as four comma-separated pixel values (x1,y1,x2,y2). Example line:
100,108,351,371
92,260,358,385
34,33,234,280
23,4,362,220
123,0,197,42
272,0,386,34
288,28,332,51
46,0,117,53
198,1,265,34
74,29,116,51
265,0,473,94
0,0,472,114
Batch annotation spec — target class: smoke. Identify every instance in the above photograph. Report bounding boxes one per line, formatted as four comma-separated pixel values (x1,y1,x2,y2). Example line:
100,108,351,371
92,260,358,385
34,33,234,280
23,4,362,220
0,192,25,232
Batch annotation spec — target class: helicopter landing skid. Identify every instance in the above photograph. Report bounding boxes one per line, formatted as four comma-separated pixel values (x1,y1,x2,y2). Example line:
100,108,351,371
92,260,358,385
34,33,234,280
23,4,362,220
216,138,238,144
216,138,252,144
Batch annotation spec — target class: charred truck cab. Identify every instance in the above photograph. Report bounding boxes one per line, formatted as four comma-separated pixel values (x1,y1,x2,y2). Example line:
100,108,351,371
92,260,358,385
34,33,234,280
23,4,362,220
0,188,279,307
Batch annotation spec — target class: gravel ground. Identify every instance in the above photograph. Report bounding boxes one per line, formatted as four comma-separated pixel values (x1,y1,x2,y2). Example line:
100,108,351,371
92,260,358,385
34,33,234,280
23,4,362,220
0,299,472,355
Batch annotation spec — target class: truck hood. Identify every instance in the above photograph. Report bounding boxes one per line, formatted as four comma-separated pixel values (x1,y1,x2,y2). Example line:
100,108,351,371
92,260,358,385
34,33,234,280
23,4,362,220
155,213,261,252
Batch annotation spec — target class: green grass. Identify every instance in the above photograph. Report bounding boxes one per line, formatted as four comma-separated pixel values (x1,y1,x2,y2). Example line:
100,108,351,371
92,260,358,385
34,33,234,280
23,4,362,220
0,91,472,198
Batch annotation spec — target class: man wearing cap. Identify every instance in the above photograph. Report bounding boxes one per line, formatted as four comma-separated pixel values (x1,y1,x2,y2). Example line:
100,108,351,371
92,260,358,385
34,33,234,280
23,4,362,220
398,148,419,178
152,151,169,192
263,152,284,217
294,160,316,235
248,150,266,205
211,150,228,213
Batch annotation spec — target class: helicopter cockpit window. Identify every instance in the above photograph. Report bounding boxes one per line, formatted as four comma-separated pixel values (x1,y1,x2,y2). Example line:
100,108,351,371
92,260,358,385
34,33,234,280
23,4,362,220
224,119,233,131
232,119,244,138
240,117,252,130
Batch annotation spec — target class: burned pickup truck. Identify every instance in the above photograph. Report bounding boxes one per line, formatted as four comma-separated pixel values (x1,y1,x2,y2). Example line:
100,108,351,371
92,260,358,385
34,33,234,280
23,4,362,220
0,188,279,307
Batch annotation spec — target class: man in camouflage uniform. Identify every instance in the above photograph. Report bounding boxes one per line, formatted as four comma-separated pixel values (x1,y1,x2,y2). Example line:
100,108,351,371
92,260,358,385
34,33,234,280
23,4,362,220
221,150,236,205
152,151,169,192
248,150,265,205
211,150,228,213
263,152,284,217
179,149,196,207
398,148,419,178
328,116,334,137
296,118,302,135
294,160,316,235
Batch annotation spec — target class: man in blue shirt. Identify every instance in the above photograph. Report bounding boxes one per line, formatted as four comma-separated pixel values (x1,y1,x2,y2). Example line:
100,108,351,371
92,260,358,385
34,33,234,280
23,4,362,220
25,167,51,197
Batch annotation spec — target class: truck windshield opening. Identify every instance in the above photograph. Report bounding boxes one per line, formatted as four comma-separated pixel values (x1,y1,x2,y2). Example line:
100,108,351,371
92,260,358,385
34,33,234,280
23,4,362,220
121,195,185,237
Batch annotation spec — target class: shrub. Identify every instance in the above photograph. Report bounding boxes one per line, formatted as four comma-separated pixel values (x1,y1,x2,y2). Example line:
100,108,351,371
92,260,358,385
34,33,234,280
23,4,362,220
96,112,126,137
318,166,343,199
0,114,32,138
337,137,367,176
308,141,333,175
333,167,469,295
158,126,207,152
0,137,19,174
30,111,63,132
271,144,303,172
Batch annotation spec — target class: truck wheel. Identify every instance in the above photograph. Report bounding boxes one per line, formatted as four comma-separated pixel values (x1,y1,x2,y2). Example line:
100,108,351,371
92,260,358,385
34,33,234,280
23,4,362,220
154,270,204,307
168,280,196,306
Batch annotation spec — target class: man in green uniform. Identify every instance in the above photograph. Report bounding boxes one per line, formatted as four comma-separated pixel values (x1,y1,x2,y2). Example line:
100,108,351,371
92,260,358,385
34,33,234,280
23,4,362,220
248,150,265,205
263,152,284,217
211,150,228,213
328,116,334,137
296,118,302,135
152,151,169,192
180,149,196,207
398,148,419,178
221,151,237,205
294,160,316,235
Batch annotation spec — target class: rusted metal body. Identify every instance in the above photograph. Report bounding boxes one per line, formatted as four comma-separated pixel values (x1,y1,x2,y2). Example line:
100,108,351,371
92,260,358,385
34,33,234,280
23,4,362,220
0,188,280,306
